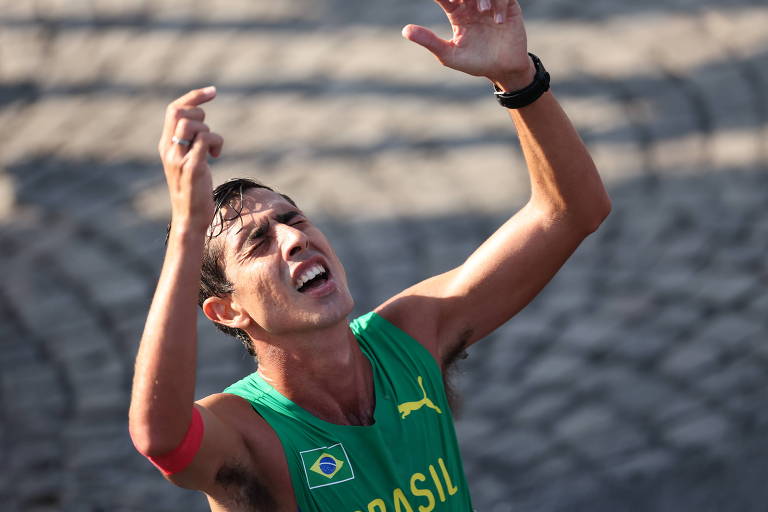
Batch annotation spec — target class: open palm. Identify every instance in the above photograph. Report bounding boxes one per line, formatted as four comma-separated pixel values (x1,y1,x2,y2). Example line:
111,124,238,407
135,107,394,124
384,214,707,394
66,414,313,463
403,0,531,83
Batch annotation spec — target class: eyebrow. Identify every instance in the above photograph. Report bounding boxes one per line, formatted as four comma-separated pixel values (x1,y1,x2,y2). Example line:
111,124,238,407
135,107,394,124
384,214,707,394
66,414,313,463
275,210,301,225
235,209,303,251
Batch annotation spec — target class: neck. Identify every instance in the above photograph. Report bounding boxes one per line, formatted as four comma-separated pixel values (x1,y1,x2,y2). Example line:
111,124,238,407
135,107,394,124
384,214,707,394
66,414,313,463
252,319,375,426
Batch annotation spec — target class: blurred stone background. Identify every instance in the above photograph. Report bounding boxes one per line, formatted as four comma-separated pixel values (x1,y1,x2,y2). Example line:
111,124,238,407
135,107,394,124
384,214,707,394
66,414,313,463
1,0,767,510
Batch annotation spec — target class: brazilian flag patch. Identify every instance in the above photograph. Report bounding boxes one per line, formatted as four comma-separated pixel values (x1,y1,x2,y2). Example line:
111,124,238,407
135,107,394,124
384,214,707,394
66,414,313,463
299,443,355,489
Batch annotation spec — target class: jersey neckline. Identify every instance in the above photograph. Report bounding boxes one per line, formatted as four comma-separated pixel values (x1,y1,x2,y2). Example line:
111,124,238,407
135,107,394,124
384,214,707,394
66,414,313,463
247,313,384,431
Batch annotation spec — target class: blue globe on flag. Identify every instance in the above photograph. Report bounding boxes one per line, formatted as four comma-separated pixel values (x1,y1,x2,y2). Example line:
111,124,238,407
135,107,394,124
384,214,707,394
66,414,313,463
309,453,344,479
318,456,337,475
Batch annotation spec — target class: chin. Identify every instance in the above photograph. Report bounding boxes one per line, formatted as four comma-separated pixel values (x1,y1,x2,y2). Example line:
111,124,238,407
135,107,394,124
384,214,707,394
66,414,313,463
265,295,355,335
307,295,355,328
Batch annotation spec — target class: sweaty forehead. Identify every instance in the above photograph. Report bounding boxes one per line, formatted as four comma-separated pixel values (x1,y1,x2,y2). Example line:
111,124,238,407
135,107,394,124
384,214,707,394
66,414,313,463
227,188,290,216
210,188,296,248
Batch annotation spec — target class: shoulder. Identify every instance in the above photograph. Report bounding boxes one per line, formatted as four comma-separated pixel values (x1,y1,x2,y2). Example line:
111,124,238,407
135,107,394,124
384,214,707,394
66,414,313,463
374,269,473,370
197,393,287,474
168,393,296,510
373,290,442,363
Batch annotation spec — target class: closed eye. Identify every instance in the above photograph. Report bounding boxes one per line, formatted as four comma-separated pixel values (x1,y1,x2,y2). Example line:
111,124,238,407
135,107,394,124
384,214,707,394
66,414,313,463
246,237,273,258
247,236,267,252
246,220,270,249
248,229,267,243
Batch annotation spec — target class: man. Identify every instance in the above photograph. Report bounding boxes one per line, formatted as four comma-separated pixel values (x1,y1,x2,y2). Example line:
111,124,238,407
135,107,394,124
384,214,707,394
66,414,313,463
129,0,611,510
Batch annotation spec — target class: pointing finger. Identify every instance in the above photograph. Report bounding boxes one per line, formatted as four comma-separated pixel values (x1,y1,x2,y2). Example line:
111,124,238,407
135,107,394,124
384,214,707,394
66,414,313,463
161,93,214,153
179,107,206,123
172,86,217,108
161,107,206,148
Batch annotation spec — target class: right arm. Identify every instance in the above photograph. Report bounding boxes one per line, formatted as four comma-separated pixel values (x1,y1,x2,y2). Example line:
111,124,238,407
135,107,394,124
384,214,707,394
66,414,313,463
128,87,235,488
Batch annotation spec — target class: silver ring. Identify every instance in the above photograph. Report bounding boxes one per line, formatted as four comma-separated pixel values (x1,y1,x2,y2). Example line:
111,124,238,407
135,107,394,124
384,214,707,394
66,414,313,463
171,135,192,147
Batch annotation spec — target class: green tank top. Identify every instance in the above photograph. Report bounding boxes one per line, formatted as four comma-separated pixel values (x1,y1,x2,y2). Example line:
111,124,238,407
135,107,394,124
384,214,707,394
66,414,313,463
223,312,474,512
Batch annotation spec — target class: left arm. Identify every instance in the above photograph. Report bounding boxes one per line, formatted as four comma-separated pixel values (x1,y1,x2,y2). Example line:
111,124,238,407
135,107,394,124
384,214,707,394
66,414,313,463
376,0,611,365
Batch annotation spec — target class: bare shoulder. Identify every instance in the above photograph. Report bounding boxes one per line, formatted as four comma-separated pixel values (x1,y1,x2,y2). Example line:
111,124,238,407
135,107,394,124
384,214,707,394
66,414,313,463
199,392,287,463
374,271,459,364
169,393,296,511
197,392,260,425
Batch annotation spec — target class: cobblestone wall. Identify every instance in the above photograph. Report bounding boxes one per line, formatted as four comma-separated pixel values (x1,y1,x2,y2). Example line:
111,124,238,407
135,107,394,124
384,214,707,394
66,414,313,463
1,1,767,511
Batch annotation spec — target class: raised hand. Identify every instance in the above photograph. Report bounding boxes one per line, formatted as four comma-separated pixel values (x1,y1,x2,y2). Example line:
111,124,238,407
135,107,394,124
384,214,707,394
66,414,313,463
159,86,224,235
402,0,534,90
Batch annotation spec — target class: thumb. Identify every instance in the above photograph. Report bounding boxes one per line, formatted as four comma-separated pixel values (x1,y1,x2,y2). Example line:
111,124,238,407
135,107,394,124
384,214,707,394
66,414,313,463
402,24,453,64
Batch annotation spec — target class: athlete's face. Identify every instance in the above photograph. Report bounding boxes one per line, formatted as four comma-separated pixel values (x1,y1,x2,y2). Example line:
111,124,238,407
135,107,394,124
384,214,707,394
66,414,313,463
214,188,354,336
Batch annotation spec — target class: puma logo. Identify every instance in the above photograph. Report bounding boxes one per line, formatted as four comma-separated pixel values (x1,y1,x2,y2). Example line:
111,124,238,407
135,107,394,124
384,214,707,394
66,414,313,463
397,376,442,419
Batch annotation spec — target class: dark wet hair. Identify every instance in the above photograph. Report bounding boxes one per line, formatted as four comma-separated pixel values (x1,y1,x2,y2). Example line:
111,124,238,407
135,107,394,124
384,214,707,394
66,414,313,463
172,178,297,357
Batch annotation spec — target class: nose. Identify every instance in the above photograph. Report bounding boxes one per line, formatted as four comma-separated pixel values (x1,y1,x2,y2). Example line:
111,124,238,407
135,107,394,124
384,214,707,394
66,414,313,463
277,223,309,259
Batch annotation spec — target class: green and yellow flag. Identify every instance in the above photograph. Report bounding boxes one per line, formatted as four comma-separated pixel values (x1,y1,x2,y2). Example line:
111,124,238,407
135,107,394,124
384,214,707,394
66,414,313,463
299,443,355,489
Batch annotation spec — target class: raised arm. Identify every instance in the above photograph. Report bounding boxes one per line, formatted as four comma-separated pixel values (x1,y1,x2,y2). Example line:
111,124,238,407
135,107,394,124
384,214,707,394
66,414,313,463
128,87,240,488
377,0,611,364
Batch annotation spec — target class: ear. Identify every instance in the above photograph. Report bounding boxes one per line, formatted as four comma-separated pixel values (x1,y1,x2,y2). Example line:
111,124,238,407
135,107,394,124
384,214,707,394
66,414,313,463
202,295,251,330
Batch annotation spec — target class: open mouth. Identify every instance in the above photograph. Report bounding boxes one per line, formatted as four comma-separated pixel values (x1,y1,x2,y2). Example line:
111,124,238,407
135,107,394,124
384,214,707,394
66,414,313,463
295,263,330,293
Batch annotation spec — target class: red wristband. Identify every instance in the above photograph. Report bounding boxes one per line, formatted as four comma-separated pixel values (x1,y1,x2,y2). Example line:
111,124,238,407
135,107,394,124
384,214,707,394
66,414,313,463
147,407,204,475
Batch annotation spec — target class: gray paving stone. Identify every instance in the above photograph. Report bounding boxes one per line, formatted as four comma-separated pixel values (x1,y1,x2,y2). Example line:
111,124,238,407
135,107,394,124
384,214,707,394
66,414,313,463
492,428,552,464
529,453,577,481
699,313,764,349
16,472,62,502
695,273,757,306
0,339,38,366
514,391,570,424
563,317,624,351
608,448,674,479
654,396,707,425
696,361,764,399
455,415,496,447
601,371,683,417
6,437,62,471
555,406,614,440
577,423,648,461
484,339,542,380
651,302,705,333
660,342,720,375
523,354,583,388
47,327,120,367
665,413,730,447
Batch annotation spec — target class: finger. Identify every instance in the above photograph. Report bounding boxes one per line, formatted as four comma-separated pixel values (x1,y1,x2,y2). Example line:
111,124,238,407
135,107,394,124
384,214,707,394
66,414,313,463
493,0,510,23
434,0,460,14
207,132,224,158
161,87,216,150
165,112,208,147
179,107,206,123
174,119,210,143
477,0,492,13
168,119,210,160
186,132,224,167
161,107,208,150
402,25,453,65
508,0,523,19
172,86,217,108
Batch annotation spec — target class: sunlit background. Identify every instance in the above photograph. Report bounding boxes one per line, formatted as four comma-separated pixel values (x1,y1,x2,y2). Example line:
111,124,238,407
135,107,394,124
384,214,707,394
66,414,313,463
1,0,767,510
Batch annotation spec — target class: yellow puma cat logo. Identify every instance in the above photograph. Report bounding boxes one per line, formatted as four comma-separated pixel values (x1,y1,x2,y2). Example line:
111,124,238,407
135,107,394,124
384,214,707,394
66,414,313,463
397,376,442,419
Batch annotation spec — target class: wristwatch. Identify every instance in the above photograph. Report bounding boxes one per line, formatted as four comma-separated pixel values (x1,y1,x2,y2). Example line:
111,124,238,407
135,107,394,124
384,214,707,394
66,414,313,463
493,53,550,109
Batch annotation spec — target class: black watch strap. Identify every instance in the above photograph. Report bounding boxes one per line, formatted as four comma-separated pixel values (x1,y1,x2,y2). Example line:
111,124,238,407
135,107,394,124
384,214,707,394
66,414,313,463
493,53,550,109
